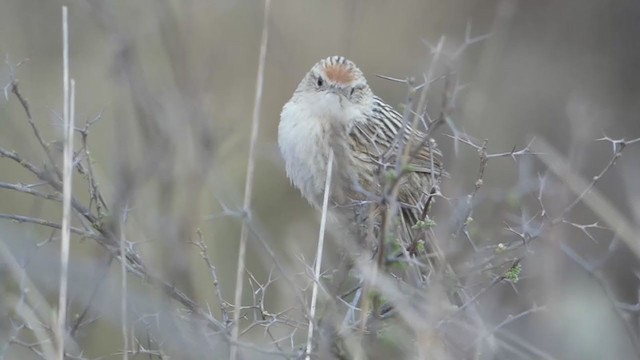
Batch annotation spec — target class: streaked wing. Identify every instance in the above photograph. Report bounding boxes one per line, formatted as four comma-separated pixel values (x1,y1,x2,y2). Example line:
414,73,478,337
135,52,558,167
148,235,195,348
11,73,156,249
347,96,443,231
349,96,443,179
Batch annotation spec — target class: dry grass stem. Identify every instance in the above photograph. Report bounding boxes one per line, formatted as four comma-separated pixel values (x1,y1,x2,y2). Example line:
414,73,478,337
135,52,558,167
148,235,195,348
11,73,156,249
305,150,334,359
230,1,271,359
56,7,72,359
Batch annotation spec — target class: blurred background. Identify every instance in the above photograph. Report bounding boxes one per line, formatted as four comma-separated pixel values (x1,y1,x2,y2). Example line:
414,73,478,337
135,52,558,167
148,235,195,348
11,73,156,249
1,0,640,359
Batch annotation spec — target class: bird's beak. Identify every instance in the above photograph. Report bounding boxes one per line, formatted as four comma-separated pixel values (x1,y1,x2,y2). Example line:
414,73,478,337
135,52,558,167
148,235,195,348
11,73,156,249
328,85,346,98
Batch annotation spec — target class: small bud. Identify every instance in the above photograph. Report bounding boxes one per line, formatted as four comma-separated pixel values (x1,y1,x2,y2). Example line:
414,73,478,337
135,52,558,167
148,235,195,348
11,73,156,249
411,218,436,230
505,263,522,283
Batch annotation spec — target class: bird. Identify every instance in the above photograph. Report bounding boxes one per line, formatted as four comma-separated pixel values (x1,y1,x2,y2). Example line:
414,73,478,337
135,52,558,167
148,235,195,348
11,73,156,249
278,56,443,246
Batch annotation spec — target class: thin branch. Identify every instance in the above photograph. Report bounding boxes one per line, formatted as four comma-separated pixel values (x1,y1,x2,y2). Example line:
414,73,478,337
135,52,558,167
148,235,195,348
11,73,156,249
560,242,640,357
554,139,624,223
0,181,62,202
441,258,522,324
69,256,113,337
6,62,62,181
75,113,108,216
0,214,95,238
192,230,229,324
464,305,546,352
533,138,640,259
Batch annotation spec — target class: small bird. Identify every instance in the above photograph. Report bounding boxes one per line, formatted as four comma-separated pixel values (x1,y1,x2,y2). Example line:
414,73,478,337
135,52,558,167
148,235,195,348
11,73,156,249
279,56,443,243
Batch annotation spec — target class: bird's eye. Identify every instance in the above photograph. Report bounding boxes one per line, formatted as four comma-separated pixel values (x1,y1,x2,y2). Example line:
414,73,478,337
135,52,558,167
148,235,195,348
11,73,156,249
316,76,324,87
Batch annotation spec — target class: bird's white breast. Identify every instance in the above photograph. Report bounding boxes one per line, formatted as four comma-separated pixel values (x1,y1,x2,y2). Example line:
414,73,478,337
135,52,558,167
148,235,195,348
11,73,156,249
278,99,332,206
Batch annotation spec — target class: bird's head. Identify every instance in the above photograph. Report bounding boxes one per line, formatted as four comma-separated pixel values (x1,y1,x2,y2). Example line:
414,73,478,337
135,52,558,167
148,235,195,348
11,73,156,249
293,56,374,122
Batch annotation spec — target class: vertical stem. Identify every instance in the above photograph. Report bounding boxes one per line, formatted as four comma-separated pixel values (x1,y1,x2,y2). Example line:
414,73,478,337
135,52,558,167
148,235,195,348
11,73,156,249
57,7,73,359
230,1,271,359
120,215,128,360
305,151,334,360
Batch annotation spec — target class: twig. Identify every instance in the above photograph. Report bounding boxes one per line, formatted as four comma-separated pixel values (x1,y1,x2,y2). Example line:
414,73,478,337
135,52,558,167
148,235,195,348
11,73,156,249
560,242,640,357
69,256,113,337
0,181,62,202
451,139,488,241
230,1,271,359
436,258,522,339
7,65,63,182
464,305,546,352
0,214,95,238
553,139,625,223
192,230,229,323
76,113,108,216
533,138,640,258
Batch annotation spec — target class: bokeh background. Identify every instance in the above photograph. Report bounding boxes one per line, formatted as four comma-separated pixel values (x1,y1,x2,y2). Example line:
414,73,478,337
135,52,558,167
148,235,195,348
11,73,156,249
1,0,640,359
